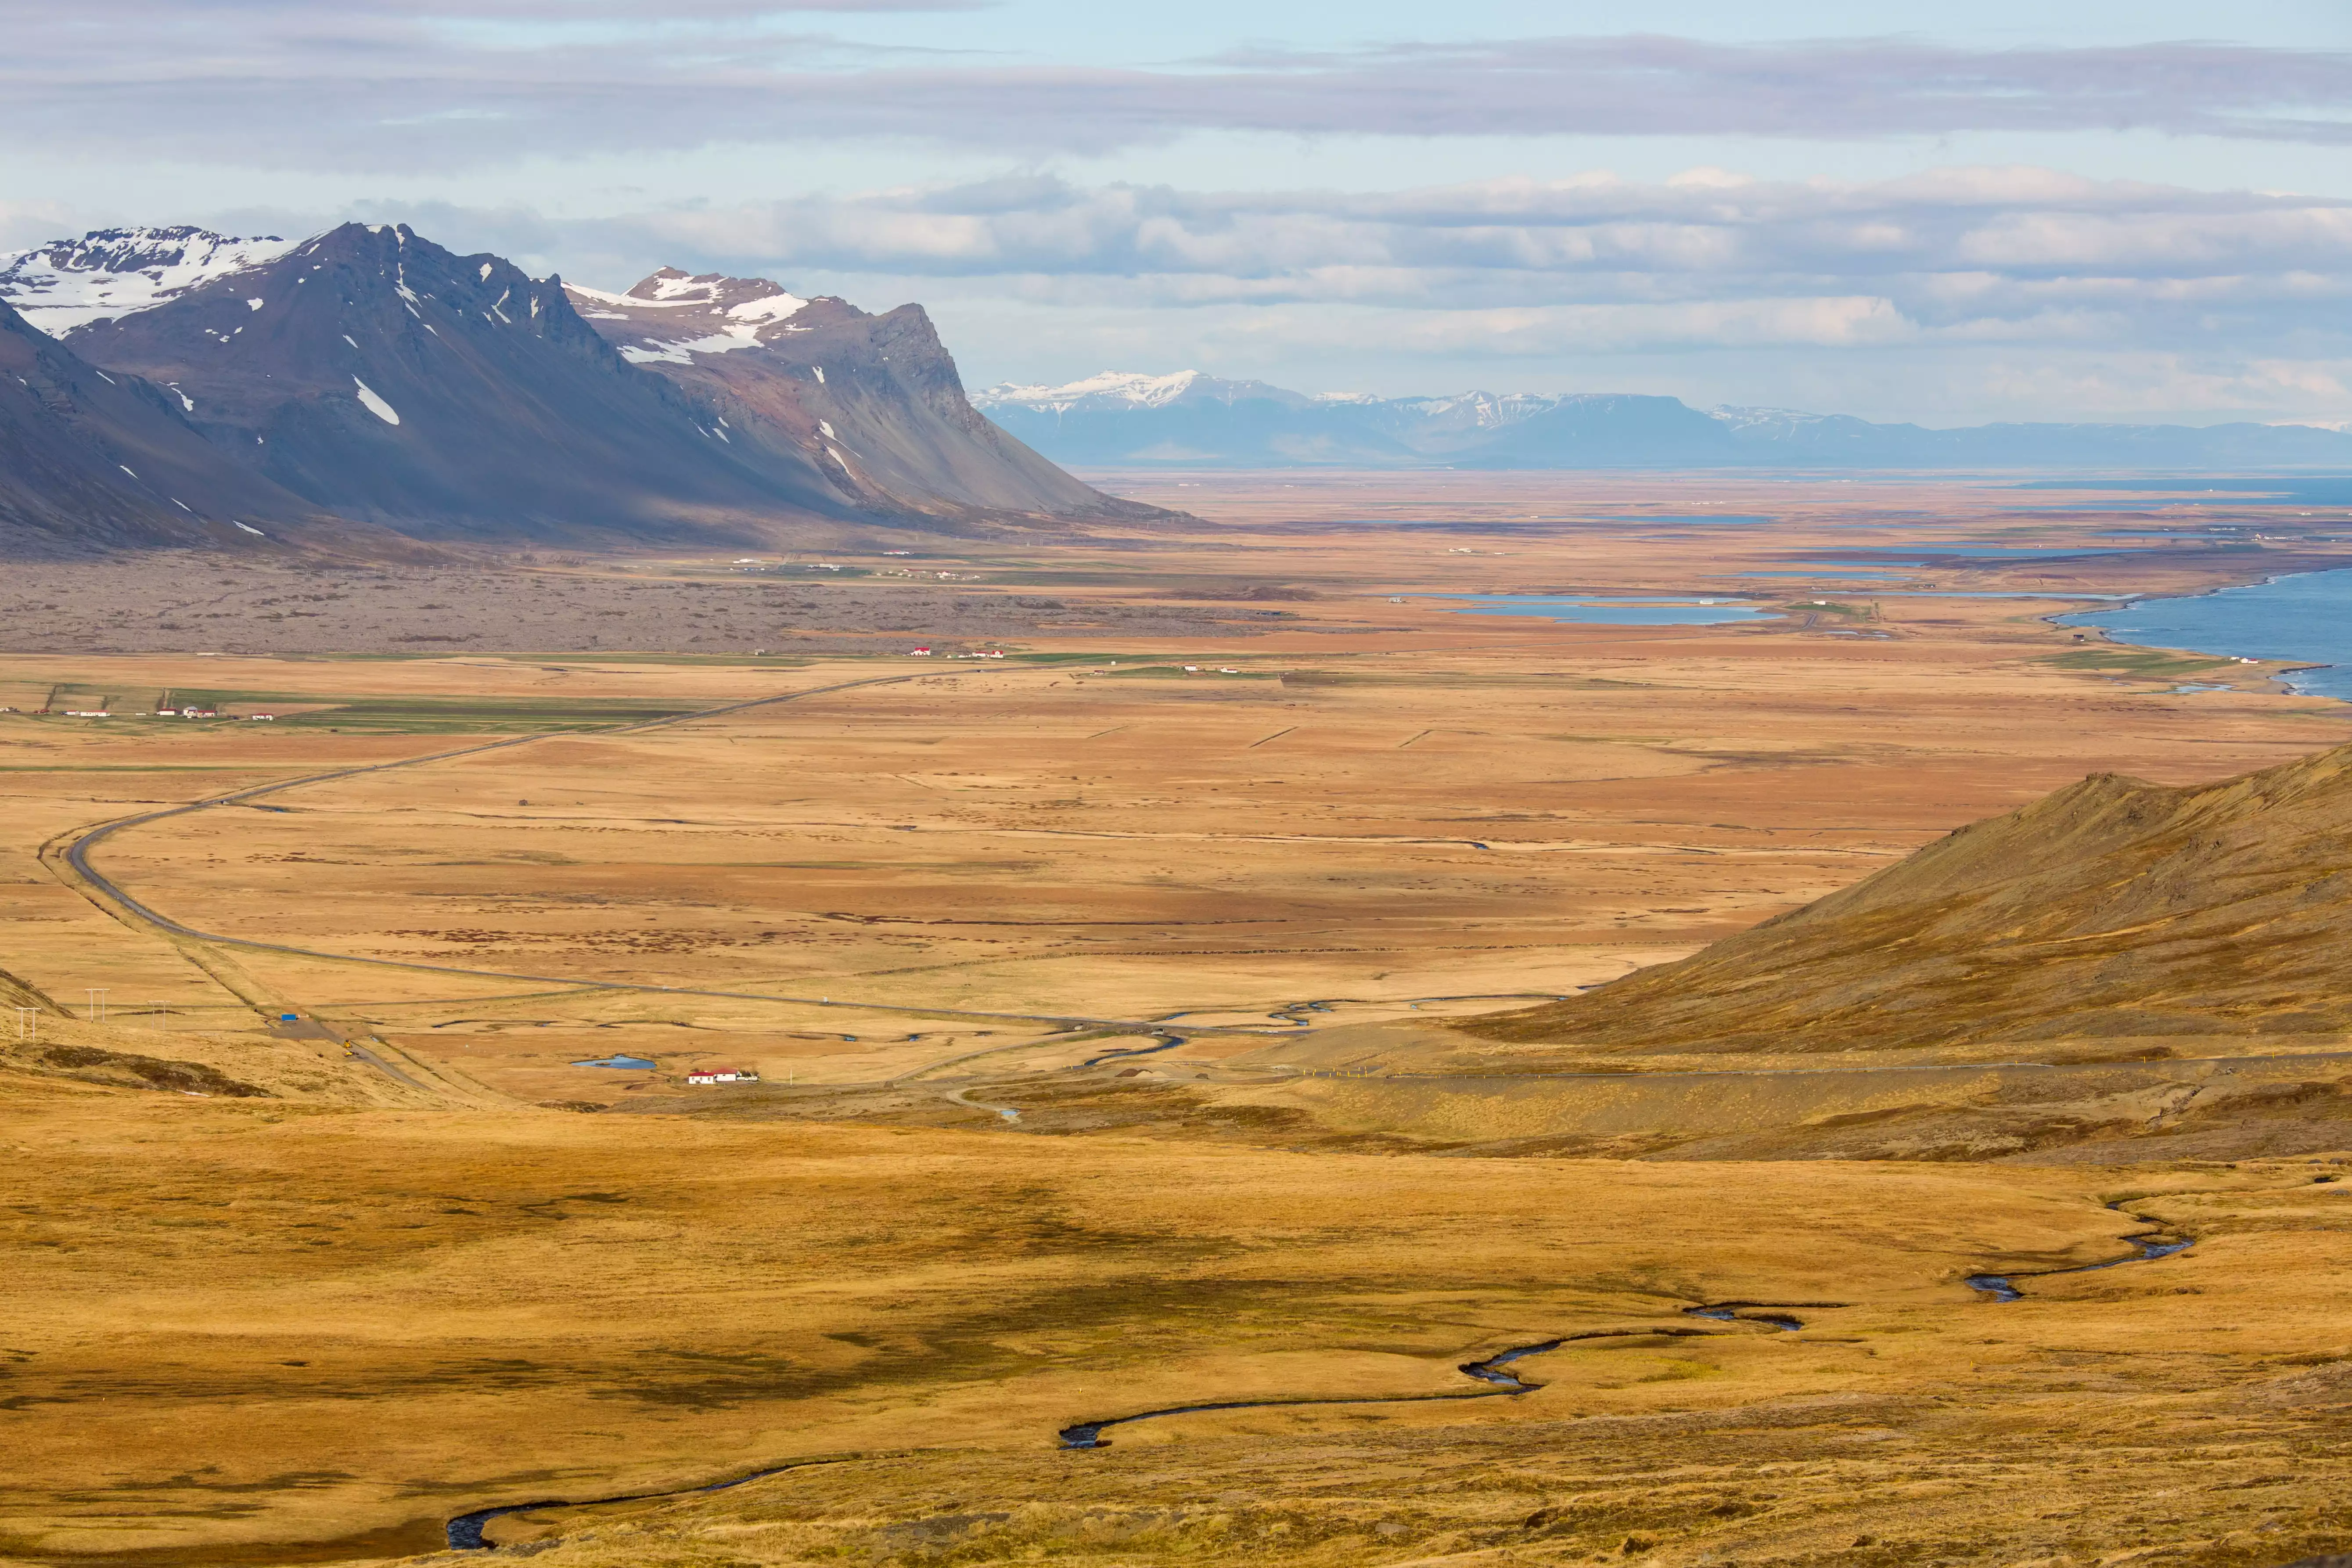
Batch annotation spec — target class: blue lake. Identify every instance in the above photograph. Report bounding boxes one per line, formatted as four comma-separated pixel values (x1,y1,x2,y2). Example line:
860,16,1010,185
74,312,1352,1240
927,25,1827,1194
2060,568,2352,700
1426,595,1772,625
1737,570,1915,580
1593,514,1777,526
573,1054,658,1070
1809,545,2126,562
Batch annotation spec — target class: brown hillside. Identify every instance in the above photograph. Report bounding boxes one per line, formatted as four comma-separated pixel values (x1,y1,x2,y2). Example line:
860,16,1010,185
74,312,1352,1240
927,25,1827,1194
1457,739,2352,1064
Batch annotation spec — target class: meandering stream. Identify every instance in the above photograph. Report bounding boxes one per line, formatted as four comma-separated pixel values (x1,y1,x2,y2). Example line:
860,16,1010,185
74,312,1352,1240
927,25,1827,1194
1966,1205,2194,1301
1058,1335,1570,1450
1056,1323,1740,1450
445,1207,2196,1546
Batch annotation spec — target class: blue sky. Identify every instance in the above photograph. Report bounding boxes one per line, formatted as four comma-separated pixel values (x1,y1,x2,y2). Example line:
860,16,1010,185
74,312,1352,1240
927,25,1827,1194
5,0,2351,423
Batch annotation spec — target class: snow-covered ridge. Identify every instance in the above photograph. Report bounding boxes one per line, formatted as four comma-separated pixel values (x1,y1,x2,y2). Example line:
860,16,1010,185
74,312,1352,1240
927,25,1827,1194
0,227,298,334
973,370,1318,412
565,269,813,365
979,370,1205,410
1389,391,1577,427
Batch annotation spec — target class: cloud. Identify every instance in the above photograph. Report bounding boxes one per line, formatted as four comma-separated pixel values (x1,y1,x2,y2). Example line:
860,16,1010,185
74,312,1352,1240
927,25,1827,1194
487,168,2352,359
18,164,2347,422
239,164,2340,422
3,21,2350,170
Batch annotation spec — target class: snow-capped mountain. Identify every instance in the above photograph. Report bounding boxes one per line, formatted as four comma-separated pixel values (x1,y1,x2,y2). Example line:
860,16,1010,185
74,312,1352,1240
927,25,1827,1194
0,223,1166,548
979,370,2352,470
0,227,297,335
62,222,831,541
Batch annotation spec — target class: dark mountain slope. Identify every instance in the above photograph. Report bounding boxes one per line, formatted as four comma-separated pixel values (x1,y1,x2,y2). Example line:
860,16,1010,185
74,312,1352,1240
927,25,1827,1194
565,269,1167,525
0,296,325,555
1457,741,2352,1065
71,224,856,543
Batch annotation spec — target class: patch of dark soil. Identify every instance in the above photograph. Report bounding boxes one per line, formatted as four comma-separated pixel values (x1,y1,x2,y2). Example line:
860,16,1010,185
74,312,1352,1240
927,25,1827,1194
34,1045,268,1098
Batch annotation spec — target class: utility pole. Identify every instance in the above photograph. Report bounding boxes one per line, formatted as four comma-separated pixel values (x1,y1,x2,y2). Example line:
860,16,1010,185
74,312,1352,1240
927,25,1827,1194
85,987,108,1024
13,1007,35,1043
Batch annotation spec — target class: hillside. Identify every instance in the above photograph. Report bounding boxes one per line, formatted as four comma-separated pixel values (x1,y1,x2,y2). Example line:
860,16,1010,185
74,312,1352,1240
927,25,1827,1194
1454,740,2352,1066
3,224,1176,548
0,295,331,555
67,223,851,544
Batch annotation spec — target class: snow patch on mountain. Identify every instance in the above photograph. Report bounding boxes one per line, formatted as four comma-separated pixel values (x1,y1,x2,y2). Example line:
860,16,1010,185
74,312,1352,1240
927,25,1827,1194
567,272,811,363
567,282,687,313
0,227,297,334
352,378,400,426
618,332,765,365
725,292,809,324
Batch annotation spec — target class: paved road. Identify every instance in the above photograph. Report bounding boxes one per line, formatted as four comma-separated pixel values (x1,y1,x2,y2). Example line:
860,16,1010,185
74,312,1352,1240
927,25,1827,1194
58,671,1293,1039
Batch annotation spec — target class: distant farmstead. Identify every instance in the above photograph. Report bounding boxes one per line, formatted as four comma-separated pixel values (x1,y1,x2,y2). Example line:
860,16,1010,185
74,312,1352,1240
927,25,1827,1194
686,1068,759,1086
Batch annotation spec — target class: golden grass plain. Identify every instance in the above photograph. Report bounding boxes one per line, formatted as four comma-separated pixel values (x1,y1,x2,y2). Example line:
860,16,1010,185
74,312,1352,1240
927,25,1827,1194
4,473,2352,1566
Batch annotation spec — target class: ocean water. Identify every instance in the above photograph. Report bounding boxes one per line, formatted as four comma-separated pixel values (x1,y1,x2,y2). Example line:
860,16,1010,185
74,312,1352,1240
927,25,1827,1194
2060,568,2352,700
1426,595,1771,625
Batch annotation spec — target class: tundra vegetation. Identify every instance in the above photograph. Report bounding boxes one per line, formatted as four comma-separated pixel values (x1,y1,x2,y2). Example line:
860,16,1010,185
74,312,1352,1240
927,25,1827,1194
3,473,2348,1567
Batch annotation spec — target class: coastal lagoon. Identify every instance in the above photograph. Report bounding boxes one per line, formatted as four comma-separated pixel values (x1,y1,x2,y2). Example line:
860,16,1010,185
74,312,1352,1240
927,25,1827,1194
2061,568,2352,699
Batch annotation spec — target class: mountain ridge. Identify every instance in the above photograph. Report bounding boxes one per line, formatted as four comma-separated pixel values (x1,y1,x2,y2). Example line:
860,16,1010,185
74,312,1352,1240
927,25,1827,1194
975,370,2352,470
66,223,827,544
0,226,299,336
564,268,1156,526
0,224,1174,548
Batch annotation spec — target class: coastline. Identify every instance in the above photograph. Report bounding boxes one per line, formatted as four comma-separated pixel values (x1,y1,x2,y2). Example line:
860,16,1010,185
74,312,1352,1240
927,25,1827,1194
2051,565,2352,702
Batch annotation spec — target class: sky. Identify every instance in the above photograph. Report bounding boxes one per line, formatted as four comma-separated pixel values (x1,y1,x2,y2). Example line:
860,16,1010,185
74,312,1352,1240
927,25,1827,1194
4,0,2351,424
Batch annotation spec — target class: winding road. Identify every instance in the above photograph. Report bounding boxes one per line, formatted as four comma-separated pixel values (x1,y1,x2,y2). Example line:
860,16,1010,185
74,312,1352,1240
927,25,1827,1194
53,671,1296,1042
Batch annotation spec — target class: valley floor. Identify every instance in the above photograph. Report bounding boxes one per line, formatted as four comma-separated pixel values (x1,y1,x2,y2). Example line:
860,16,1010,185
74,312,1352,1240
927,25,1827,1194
3,472,2348,1566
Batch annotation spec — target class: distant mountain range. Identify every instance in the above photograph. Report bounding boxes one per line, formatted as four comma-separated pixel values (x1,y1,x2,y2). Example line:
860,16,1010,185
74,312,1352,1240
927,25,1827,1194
0,226,1161,555
974,370,2352,471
